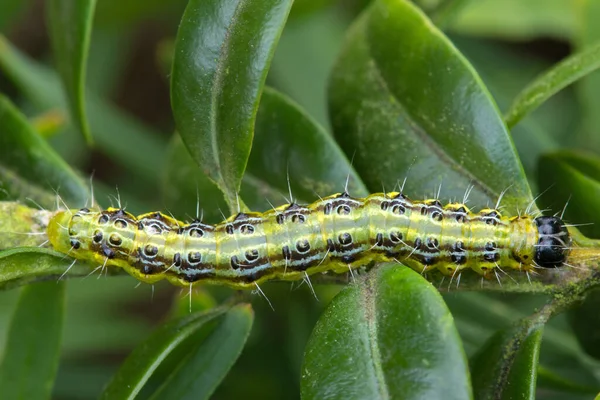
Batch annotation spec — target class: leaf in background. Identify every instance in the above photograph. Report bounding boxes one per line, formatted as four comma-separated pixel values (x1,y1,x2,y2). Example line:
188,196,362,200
0,281,65,399
569,289,600,362
0,35,166,185
0,94,88,206
0,0,31,32
413,0,470,28
537,151,600,238
269,6,347,128
149,304,254,400
329,0,533,212
575,0,600,153
47,0,97,144
171,0,294,211
301,264,471,400
470,322,544,400
94,0,186,28
100,305,240,400
250,87,368,201
505,41,600,129
453,37,577,185
446,291,600,397
450,0,577,40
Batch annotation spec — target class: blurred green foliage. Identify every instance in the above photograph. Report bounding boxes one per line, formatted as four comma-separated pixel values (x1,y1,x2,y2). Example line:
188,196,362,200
1,0,600,399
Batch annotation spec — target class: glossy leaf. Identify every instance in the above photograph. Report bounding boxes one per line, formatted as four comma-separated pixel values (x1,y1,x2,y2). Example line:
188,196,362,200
47,0,97,144
470,322,544,400
301,264,471,400
537,151,600,238
0,281,65,399
505,41,600,129
250,87,368,201
171,0,293,210
0,94,88,206
100,305,239,400
450,0,577,40
329,0,533,212
150,304,254,399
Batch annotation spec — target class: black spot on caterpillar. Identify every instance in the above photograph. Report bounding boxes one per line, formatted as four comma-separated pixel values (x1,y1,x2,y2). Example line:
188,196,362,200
46,192,571,289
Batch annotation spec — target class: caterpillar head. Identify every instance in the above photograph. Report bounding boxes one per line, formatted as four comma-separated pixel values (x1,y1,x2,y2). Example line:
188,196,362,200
534,216,571,267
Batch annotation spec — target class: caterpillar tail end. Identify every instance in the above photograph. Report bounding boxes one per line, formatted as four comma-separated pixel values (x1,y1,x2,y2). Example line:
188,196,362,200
47,210,73,254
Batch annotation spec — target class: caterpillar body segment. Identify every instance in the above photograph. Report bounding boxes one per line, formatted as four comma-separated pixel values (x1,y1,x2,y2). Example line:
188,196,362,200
47,192,571,289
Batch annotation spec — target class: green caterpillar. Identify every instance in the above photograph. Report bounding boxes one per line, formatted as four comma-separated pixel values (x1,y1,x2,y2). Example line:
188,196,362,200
46,191,571,289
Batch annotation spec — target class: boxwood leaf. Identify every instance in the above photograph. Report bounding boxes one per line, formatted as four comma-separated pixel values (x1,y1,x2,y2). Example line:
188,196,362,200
329,0,533,212
171,0,293,210
301,264,471,400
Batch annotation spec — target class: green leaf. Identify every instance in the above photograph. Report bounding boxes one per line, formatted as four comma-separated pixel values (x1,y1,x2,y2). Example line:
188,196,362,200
0,0,32,32
537,151,600,238
162,135,285,224
250,87,368,200
445,291,600,395
0,281,65,399
0,94,88,206
100,305,237,400
470,322,544,400
453,38,571,181
164,87,367,221
269,6,347,127
505,41,600,129
0,34,166,184
47,0,97,144
329,0,533,212
149,304,254,400
414,0,471,28
0,248,108,290
569,289,600,361
94,0,186,28
450,0,577,40
301,264,471,400
171,0,294,211
575,0,600,153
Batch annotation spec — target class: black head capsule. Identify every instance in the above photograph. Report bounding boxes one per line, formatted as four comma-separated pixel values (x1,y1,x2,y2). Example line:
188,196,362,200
533,216,570,267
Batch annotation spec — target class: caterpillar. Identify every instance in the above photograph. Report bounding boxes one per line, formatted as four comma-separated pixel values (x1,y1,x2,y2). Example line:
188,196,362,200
45,190,571,290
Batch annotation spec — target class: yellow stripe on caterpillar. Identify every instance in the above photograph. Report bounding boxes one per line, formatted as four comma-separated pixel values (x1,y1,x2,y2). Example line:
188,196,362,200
46,192,571,289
